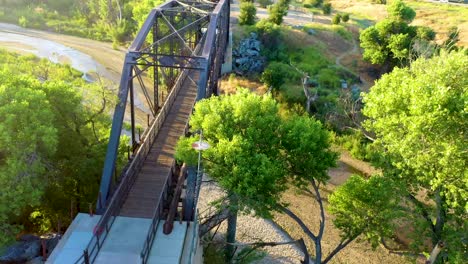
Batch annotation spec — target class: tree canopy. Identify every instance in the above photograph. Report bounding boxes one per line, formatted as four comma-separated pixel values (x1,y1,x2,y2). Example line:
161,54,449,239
359,0,435,71
362,50,467,261
0,50,125,246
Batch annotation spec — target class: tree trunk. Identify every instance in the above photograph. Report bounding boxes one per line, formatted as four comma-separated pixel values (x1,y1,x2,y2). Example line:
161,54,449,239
225,194,238,263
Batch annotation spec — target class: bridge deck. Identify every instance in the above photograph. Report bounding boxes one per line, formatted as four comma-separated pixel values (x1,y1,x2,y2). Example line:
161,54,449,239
119,72,198,218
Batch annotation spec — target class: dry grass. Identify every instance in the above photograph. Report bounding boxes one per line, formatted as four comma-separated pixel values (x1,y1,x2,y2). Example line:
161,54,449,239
273,154,414,264
329,0,468,46
219,74,268,95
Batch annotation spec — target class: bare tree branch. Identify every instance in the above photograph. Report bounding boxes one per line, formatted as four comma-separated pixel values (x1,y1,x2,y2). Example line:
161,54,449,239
278,205,318,241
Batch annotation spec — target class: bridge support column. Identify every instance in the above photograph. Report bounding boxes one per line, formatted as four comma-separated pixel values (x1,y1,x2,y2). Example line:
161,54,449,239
197,59,209,101
97,53,137,212
184,166,197,221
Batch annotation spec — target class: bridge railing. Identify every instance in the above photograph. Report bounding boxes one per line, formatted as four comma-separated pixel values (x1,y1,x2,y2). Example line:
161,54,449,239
139,0,229,261
139,35,208,264
75,55,196,263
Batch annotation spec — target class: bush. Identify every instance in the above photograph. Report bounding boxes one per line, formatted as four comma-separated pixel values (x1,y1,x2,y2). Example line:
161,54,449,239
332,14,341,24
261,62,296,90
257,0,273,8
317,68,340,88
342,13,350,22
267,2,288,25
322,2,331,15
18,15,27,27
239,2,257,25
303,0,323,8
256,19,283,57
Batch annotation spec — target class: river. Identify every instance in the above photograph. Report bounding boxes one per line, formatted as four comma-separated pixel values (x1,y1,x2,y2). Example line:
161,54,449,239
0,23,150,122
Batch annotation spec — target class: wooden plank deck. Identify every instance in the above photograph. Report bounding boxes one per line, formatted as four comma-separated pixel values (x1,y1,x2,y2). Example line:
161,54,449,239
119,72,198,218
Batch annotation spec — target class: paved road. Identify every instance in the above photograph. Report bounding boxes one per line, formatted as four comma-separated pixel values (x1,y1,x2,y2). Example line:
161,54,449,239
230,0,321,26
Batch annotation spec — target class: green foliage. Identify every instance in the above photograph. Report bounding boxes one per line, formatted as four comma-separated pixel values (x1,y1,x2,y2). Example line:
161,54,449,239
317,68,340,88
232,246,267,264
303,0,323,8
0,72,57,245
371,0,387,4
255,19,286,61
279,115,337,186
362,50,468,260
341,13,350,22
359,1,436,70
186,90,287,217
329,175,404,248
239,2,257,26
387,0,416,23
174,136,199,166
176,89,336,217
261,62,298,90
0,0,154,42
267,0,290,25
0,50,122,246
363,50,467,212
331,13,341,25
322,2,331,15
416,26,435,41
443,26,460,51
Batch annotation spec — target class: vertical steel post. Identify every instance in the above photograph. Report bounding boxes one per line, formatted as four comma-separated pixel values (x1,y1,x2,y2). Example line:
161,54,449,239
197,59,209,101
153,18,159,112
184,166,197,221
97,53,134,212
129,66,136,148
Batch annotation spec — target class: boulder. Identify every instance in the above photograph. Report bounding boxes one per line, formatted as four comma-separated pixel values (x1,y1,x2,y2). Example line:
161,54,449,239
232,33,265,76
0,240,40,264
26,257,44,264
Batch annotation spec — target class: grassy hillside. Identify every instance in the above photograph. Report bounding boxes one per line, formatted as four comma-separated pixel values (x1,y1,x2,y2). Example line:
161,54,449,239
329,0,468,46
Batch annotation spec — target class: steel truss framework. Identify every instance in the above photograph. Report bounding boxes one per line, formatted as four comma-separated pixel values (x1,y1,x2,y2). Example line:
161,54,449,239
98,0,230,212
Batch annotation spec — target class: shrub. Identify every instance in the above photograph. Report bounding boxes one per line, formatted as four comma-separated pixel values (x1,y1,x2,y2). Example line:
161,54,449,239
239,2,257,25
332,13,341,24
303,0,323,8
322,2,331,15
342,13,350,22
267,2,288,25
261,62,296,90
317,68,340,88
257,0,273,8
18,15,27,27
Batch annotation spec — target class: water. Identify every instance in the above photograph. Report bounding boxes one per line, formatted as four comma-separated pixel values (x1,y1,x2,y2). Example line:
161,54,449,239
0,25,105,77
0,23,151,115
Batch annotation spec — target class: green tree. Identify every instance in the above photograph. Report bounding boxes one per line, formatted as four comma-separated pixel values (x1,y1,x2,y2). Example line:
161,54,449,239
267,0,290,25
239,1,257,25
176,90,399,263
0,51,123,246
362,50,468,262
322,2,331,15
328,175,404,261
331,13,341,25
176,90,286,260
260,62,295,90
303,0,323,8
0,72,57,245
359,0,434,72
341,13,349,22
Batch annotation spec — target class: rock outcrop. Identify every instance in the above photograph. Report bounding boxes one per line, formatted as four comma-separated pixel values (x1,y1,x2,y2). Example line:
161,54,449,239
233,32,265,75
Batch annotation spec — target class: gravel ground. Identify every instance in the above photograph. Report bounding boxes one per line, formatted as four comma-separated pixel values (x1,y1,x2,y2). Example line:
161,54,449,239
197,179,305,263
